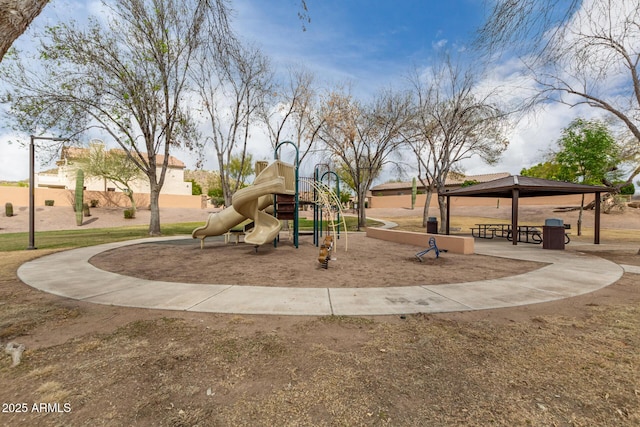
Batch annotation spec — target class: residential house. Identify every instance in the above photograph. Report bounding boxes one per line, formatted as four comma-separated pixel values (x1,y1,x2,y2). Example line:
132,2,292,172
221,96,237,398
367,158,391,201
36,141,192,196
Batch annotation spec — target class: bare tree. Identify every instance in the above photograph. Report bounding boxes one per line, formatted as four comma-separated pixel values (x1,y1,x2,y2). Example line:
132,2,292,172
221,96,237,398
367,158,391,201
192,42,272,207
477,0,640,188
317,87,412,229
0,0,49,62
407,57,509,230
476,0,582,61
1,0,234,235
259,66,321,164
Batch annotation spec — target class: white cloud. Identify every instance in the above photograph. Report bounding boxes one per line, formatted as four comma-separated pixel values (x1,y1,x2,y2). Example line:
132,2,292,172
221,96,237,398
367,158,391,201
432,39,448,50
0,135,30,181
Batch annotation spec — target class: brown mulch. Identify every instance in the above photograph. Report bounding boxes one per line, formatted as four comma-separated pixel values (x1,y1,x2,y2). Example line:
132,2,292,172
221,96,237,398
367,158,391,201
89,234,546,287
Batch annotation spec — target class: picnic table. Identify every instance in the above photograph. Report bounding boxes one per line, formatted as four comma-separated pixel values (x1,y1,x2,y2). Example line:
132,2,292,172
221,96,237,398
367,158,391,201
470,223,510,239
471,223,571,244
506,225,543,244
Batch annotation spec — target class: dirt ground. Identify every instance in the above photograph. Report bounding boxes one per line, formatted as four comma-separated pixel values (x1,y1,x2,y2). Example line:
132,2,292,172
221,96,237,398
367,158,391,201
1,204,640,425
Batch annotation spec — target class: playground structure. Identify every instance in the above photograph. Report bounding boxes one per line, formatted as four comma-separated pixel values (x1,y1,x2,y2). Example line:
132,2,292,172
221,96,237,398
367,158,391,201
192,160,295,248
192,142,347,254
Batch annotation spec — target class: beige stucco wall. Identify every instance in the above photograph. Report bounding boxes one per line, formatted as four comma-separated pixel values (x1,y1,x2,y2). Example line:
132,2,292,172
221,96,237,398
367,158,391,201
369,194,595,209
0,187,202,209
37,166,192,196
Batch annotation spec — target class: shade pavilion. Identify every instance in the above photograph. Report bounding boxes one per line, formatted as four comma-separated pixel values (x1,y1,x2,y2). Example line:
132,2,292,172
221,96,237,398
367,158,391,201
440,175,614,245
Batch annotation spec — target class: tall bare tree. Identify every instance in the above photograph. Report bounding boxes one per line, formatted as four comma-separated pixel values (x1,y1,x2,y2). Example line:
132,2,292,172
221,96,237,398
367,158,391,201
192,42,272,207
407,57,509,230
476,0,582,61
1,0,234,235
317,87,412,229
0,0,49,62
477,0,640,188
259,66,321,163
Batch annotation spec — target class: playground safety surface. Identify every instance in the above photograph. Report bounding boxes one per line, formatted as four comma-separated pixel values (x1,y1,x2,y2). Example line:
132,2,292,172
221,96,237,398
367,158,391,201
17,236,636,316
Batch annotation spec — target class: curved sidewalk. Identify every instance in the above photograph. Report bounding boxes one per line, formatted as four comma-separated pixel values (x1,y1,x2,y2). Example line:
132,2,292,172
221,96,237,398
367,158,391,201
17,236,627,316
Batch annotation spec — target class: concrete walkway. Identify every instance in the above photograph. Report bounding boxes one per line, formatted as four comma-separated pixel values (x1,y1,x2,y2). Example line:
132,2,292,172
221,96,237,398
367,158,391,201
17,236,632,316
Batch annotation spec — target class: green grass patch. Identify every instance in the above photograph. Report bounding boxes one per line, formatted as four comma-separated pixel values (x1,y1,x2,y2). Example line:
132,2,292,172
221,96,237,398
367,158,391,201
0,216,383,252
0,222,203,252
297,216,382,231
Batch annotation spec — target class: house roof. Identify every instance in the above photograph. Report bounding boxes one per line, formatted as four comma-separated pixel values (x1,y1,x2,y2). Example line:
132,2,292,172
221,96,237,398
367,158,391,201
371,172,511,192
60,146,186,168
440,175,614,198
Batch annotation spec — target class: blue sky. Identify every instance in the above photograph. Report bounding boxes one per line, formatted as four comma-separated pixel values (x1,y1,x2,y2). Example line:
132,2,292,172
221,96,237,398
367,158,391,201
0,0,599,182
232,0,485,89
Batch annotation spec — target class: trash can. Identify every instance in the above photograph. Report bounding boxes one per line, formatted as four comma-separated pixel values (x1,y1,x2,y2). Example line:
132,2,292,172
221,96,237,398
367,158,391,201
543,218,564,250
427,217,438,234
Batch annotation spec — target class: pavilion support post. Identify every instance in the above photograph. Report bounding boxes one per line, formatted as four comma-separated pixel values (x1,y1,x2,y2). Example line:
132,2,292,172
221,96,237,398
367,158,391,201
594,192,601,244
511,189,519,246
446,195,450,235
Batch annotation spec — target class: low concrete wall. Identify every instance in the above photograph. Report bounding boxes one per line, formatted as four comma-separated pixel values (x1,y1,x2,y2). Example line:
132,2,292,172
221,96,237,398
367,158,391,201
366,227,474,255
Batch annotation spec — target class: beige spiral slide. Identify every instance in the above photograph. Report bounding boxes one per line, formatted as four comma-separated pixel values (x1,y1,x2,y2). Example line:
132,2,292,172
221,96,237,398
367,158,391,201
192,161,296,247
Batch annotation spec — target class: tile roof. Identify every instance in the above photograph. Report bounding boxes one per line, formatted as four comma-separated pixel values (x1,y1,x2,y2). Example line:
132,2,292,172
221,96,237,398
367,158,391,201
60,146,186,168
371,172,511,191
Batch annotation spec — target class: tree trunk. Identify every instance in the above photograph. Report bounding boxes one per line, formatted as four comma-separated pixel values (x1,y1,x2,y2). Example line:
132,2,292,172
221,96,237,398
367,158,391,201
217,152,233,207
0,0,49,62
422,190,433,227
126,189,136,214
357,188,367,230
578,193,584,236
148,184,161,236
438,194,447,233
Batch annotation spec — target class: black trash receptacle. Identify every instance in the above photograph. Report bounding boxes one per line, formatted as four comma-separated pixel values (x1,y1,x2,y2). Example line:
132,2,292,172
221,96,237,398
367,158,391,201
427,217,438,234
543,218,565,250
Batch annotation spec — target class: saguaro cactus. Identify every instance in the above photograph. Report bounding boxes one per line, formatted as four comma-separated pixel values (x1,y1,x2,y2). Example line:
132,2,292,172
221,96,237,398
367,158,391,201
411,177,417,210
75,169,84,226
5,202,13,217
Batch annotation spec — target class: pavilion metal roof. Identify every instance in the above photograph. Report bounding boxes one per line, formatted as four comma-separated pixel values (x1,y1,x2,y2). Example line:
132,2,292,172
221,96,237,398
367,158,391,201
440,175,614,198
440,175,613,245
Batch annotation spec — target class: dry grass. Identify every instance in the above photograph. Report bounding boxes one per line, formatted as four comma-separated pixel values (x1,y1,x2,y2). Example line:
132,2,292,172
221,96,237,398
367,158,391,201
2,306,639,425
1,214,639,425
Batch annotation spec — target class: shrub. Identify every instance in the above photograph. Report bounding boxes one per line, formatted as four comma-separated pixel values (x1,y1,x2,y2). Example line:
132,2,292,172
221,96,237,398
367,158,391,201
90,199,99,208
207,187,223,198
461,179,480,188
189,179,202,195
5,202,13,217
44,200,55,206
123,209,135,219
210,196,225,207
619,182,635,195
